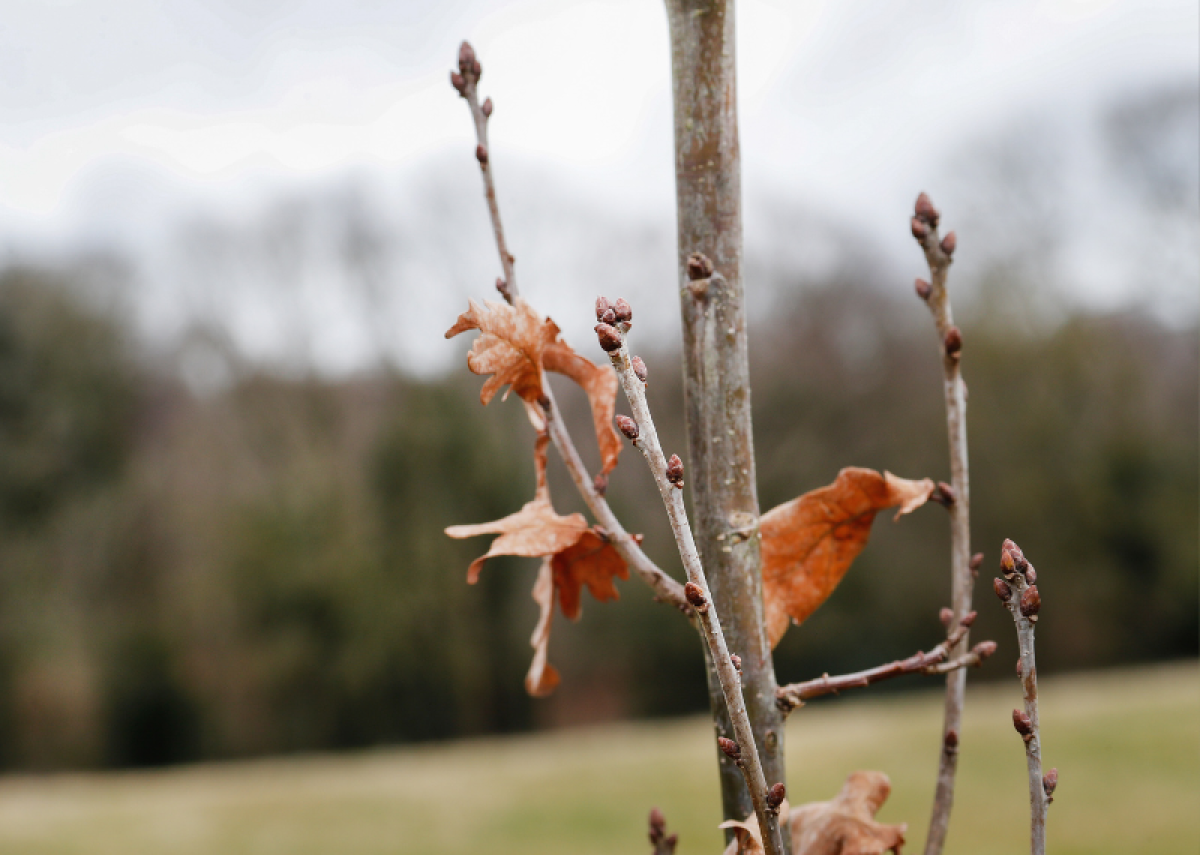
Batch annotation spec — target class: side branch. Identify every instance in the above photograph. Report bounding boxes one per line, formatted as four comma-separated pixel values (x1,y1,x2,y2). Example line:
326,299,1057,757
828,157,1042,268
911,193,976,855
776,612,995,713
596,308,785,855
995,540,1052,855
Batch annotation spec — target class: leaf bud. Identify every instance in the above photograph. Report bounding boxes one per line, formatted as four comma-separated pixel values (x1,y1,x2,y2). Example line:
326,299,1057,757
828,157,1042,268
1024,564,1037,585
944,729,959,750
730,653,742,674
999,547,1017,578
632,356,648,383
973,640,997,660
458,41,477,74
593,473,608,497
600,308,617,325
649,807,666,838
495,277,510,299
1043,768,1058,797
939,607,953,628
1012,709,1034,738
686,252,714,281
684,582,708,611
940,230,957,257
944,326,963,358
666,454,685,487
616,415,639,441
993,577,1013,602
481,97,493,118
961,610,978,628
595,296,612,321
914,192,940,227
665,833,678,851
595,322,623,352
767,783,786,810
612,298,632,324
915,278,932,301
717,736,741,761
475,144,489,165
970,552,984,574
1020,585,1041,619
911,216,930,241
1016,658,1023,678
450,71,466,95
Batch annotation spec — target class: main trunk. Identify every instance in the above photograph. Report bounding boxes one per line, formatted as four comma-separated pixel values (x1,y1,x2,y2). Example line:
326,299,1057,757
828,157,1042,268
663,0,787,833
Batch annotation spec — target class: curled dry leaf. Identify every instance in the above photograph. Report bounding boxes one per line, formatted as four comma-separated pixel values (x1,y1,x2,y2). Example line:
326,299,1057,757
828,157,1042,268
720,800,790,855
543,340,622,476
762,467,936,647
445,297,559,405
526,558,560,696
788,771,906,855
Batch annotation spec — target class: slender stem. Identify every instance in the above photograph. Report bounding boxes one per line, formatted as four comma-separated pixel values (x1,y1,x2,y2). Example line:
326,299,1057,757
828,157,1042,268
776,614,995,711
453,51,688,612
605,328,784,855
913,199,976,855
998,544,1048,855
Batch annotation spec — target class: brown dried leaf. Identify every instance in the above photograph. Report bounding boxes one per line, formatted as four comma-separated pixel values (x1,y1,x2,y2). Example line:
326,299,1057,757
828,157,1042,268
719,801,790,855
543,340,622,476
445,297,560,405
551,529,630,621
761,468,935,647
787,772,906,855
526,558,560,697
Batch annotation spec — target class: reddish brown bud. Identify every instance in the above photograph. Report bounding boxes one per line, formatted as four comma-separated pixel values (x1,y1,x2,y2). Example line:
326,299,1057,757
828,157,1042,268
767,783,786,810
934,481,957,505
944,326,963,357
970,553,985,572
1016,658,1023,678
717,736,741,761
1024,565,1038,585
595,322,622,352
915,192,940,226
649,807,666,837
593,473,608,497
665,833,678,851
632,356,648,383
939,607,954,628
911,216,930,241
600,308,617,325
973,640,997,660
684,582,707,611
458,41,476,73
686,252,714,280
960,610,978,628
730,653,742,673
1043,768,1058,797
495,277,510,298
612,297,632,324
1020,585,1041,619
450,71,466,94
1012,709,1033,737
666,454,684,487
940,230,957,256
481,97,493,118
616,415,639,441
1000,548,1018,578
595,296,611,321
994,577,1013,602
915,278,932,300
475,144,488,165
944,729,959,750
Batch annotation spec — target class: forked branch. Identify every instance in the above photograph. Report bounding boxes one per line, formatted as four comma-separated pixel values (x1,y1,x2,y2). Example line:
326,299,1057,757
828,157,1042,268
995,540,1053,855
911,193,977,855
596,307,785,855
450,42,687,612
776,611,996,713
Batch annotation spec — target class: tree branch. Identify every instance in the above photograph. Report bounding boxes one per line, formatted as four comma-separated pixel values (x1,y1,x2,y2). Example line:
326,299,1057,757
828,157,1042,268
995,540,1052,855
776,612,995,712
596,311,785,855
910,193,977,855
450,43,688,613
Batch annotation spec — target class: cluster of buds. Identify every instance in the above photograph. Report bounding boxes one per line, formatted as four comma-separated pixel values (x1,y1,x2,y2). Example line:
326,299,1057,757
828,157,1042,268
766,782,787,814
665,454,685,489
911,192,957,258
449,41,482,96
997,538,1040,621
648,807,678,854
594,295,634,355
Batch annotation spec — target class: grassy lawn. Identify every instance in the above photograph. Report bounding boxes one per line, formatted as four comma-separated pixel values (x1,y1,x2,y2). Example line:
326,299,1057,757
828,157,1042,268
0,662,1195,854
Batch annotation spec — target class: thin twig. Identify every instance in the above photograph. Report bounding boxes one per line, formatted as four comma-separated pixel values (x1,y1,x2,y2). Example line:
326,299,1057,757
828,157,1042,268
995,540,1051,855
598,312,785,855
911,193,976,855
450,43,688,612
776,612,996,712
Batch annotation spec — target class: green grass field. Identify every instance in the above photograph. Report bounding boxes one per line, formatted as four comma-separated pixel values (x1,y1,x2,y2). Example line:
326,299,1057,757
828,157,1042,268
0,662,1195,854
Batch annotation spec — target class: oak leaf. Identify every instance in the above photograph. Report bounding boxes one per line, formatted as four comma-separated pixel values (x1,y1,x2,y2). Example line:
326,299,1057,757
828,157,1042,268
445,297,559,405
719,801,790,855
526,558,560,696
761,467,935,647
787,771,906,855
551,528,631,620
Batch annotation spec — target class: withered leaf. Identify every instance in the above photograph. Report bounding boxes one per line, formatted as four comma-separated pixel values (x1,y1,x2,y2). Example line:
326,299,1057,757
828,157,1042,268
720,801,790,855
445,297,560,405
551,529,630,621
543,340,622,476
526,558,560,697
761,468,935,647
788,771,906,855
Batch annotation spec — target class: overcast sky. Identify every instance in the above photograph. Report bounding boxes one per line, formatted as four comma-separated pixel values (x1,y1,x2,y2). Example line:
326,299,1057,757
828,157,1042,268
0,0,1195,373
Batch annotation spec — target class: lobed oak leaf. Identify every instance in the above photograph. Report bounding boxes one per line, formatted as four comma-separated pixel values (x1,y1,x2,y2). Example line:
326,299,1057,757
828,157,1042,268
543,340,622,476
719,801,790,855
551,529,630,621
787,771,906,855
445,297,560,405
761,467,936,647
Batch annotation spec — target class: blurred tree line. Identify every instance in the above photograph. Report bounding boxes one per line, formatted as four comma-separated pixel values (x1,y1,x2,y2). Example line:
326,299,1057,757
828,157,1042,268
0,249,1193,771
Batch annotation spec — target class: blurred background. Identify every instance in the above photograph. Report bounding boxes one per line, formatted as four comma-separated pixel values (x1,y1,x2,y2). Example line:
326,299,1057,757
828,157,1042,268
0,0,1195,782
